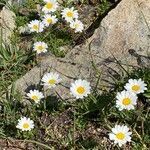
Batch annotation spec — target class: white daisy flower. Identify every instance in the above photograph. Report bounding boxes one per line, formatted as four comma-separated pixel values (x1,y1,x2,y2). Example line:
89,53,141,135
124,79,147,94
27,90,44,103
28,20,44,33
16,117,34,131
33,41,48,54
70,20,84,33
42,0,59,13
116,90,137,111
70,79,91,99
109,125,132,147
41,72,61,88
61,7,78,22
43,14,58,27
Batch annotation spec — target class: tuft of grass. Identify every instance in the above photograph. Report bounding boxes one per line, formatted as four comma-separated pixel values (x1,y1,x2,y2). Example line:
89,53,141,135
98,0,112,14
0,32,36,95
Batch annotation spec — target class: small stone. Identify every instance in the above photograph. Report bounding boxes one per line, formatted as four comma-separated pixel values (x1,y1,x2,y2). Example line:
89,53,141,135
0,6,16,44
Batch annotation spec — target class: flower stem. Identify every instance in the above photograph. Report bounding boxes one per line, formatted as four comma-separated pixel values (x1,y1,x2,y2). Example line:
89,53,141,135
133,129,147,149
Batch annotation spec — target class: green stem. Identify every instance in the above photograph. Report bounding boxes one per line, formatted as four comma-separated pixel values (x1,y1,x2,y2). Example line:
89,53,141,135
133,129,147,149
73,107,76,149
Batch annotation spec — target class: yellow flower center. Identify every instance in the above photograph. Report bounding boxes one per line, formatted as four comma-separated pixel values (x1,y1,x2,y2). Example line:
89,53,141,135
75,24,79,28
47,18,52,24
122,98,131,106
116,132,125,140
77,86,85,94
33,25,39,30
45,2,53,9
37,45,43,51
23,123,29,129
48,79,56,85
132,85,140,91
67,11,73,17
31,95,39,101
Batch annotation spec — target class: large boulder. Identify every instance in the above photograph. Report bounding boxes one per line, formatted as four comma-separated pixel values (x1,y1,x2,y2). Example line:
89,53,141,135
15,0,150,100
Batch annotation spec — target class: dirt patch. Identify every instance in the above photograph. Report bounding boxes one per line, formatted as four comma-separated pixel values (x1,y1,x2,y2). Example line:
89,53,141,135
0,139,34,150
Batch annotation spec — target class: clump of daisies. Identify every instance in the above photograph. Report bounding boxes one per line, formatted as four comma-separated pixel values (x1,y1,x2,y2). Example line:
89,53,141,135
108,78,147,147
124,79,147,94
27,89,44,104
42,14,58,27
70,20,84,33
70,79,91,99
61,7,84,33
41,72,62,88
27,0,85,54
33,41,48,54
109,124,132,147
42,0,59,13
28,20,45,33
115,79,147,111
61,7,78,22
16,117,34,131
116,90,137,111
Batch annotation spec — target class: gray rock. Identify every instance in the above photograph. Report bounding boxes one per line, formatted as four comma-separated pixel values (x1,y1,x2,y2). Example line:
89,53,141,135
0,6,16,44
15,0,150,100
